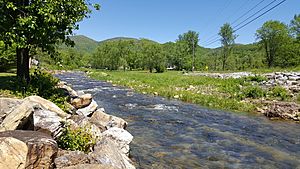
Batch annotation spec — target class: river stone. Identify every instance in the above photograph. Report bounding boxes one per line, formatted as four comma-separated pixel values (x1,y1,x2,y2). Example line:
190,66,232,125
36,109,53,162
71,94,92,109
76,99,98,116
90,137,135,169
61,164,115,169
57,83,78,98
0,137,28,169
33,109,64,138
102,127,133,155
0,130,58,169
0,98,23,123
90,110,128,130
288,76,300,81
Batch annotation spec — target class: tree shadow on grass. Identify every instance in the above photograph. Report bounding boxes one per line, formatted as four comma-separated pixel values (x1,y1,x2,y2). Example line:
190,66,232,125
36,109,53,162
0,73,18,91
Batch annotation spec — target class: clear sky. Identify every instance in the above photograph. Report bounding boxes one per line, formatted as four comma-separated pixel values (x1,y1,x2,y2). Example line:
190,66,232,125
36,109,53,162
75,0,300,48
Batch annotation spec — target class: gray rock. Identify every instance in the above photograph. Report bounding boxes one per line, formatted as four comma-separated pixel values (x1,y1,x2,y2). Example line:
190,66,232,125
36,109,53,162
0,98,22,122
0,98,35,131
0,137,28,169
25,96,68,118
33,109,64,138
102,127,133,155
57,83,78,98
90,137,135,169
76,100,98,116
90,110,128,130
288,76,300,81
0,96,68,132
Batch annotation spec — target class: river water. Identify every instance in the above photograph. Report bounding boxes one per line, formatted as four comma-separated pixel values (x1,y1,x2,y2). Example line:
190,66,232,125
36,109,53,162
56,72,300,169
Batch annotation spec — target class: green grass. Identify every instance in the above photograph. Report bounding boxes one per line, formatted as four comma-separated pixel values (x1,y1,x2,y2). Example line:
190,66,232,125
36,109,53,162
88,70,300,113
88,70,258,113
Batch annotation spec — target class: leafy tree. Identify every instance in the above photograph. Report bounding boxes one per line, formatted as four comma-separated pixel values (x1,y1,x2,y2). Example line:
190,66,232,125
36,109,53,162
290,14,300,40
219,23,237,70
0,41,16,71
256,20,290,67
177,30,199,71
0,0,99,82
140,39,166,73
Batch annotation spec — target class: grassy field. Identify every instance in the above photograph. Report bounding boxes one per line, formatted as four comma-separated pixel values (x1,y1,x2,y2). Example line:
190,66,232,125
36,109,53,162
88,70,299,114
88,70,264,113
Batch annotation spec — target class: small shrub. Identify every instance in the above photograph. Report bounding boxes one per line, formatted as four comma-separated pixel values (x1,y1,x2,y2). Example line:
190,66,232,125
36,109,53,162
245,75,267,83
240,86,266,99
16,69,69,111
56,125,96,153
270,86,289,101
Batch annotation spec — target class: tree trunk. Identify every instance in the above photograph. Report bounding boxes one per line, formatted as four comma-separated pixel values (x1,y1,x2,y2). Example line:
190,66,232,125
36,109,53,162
17,48,30,83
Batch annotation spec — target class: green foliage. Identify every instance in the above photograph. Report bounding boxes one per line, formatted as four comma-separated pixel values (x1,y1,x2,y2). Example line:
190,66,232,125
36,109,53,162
58,35,99,54
245,75,267,83
290,14,300,40
0,41,16,71
0,0,99,81
269,86,289,101
57,125,96,153
240,86,266,99
256,20,291,67
219,23,237,70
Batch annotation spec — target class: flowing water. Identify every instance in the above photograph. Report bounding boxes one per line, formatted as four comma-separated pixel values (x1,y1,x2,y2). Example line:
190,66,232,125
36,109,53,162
56,72,300,169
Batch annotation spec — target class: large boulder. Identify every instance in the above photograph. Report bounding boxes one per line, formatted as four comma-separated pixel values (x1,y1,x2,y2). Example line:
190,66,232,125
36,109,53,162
0,130,58,169
71,94,92,109
90,110,127,130
0,98,35,131
25,96,68,118
33,109,64,138
76,100,98,117
0,137,28,169
102,127,133,155
90,137,135,169
0,96,68,132
0,98,23,123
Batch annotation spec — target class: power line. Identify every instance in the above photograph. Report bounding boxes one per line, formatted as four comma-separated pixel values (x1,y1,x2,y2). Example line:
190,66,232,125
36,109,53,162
201,0,233,42
231,0,267,26
233,0,286,32
233,0,278,29
202,0,262,45
204,0,287,47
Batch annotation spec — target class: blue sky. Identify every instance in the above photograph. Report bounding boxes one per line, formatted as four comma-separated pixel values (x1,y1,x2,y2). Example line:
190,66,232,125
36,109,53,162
76,0,299,48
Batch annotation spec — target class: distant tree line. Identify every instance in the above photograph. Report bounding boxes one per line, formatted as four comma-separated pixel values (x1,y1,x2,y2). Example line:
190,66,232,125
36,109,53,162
1,14,299,73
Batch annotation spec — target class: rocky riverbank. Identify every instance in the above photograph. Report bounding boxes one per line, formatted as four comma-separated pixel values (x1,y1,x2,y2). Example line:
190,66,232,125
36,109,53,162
0,80,135,168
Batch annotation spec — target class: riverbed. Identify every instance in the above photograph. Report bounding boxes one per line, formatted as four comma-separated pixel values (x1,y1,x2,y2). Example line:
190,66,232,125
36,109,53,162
56,72,300,169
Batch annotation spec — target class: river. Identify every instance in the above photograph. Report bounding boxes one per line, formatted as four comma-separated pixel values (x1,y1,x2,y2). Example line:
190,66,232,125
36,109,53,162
56,72,300,169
